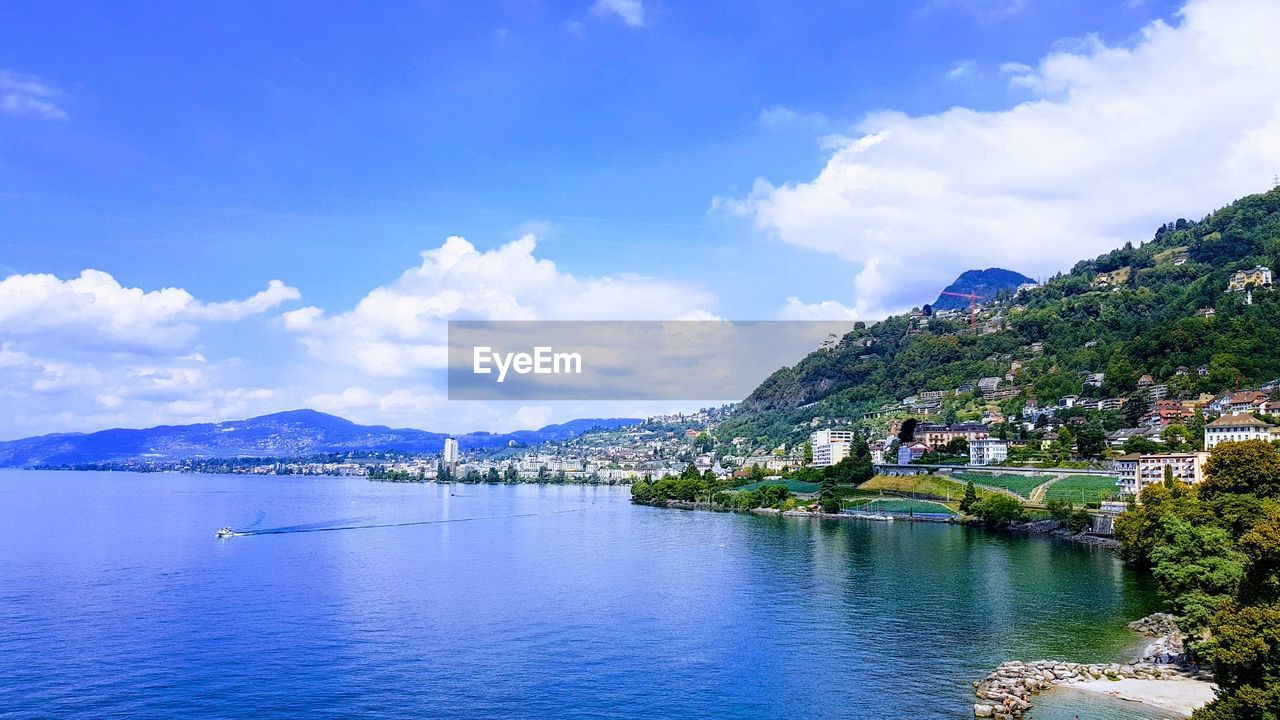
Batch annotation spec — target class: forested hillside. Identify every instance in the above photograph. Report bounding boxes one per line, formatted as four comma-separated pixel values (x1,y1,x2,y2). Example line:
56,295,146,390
721,187,1280,443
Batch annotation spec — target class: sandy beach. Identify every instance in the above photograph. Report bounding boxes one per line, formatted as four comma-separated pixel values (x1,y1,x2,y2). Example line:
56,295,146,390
1067,677,1217,717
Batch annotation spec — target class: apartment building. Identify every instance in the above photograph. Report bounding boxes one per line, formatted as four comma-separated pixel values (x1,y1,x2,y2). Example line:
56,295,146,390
968,438,1008,466
1124,452,1210,495
810,429,854,468
1205,414,1275,449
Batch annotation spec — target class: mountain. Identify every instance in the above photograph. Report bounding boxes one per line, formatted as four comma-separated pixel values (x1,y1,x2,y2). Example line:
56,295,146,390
931,268,1035,310
722,187,1280,443
0,410,641,468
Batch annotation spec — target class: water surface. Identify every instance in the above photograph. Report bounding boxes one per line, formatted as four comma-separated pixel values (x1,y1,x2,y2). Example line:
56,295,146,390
0,471,1168,719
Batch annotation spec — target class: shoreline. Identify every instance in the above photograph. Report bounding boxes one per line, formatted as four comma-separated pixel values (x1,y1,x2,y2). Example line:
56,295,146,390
1062,677,1216,717
648,499,1120,548
973,614,1216,719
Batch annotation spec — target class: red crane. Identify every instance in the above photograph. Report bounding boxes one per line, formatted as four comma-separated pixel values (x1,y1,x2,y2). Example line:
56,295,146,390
939,290,985,333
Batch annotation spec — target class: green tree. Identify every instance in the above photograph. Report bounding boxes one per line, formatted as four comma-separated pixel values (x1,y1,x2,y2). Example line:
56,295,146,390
970,495,1026,525
822,452,874,486
1076,421,1108,458
960,480,978,514
1163,424,1193,451
1204,441,1280,500
1123,436,1163,455
819,476,841,513
1150,515,1246,632
631,478,652,503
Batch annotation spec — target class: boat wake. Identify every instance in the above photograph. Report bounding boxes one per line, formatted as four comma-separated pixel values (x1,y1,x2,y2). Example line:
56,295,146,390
225,507,589,537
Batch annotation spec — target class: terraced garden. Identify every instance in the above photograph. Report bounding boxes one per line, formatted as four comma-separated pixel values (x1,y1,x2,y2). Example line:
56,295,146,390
950,472,1046,498
846,497,957,515
858,474,994,502
734,479,823,494
1042,474,1120,504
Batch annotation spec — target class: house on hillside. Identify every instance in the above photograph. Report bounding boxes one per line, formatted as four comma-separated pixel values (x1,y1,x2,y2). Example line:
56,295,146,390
898,442,930,464
1228,265,1273,292
1107,426,1163,449
1227,390,1270,414
1205,414,1276,449
917,422,989,449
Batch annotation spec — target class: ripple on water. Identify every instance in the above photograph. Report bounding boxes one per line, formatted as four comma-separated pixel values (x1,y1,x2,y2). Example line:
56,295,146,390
0,471,1165,720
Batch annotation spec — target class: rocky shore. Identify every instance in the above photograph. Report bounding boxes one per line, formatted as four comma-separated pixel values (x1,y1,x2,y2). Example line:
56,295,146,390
973,613,1211,719
1006,518,1121,549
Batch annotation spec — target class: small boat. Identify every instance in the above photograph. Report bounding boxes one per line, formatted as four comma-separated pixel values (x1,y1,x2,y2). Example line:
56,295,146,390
216,526,235,538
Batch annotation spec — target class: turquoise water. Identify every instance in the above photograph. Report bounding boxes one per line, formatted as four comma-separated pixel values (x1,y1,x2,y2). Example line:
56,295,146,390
0,470,1172,719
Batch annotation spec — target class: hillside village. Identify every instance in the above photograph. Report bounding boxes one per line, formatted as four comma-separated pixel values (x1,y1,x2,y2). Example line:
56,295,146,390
32,189,1280,520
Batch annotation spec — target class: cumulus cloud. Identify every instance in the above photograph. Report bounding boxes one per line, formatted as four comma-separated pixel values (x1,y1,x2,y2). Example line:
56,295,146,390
723,0,1280,316
0,69,67,120
284,233,715,378
590,0,645,27
0,270,298,437
0,269,299,354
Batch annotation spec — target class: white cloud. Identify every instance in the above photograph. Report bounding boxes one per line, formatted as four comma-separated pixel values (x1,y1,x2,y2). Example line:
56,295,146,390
285,233,715,378
0,269,299,354
947,60,978,79
0,270,299,438
0,69,67,120
590,0,645,27
723,0,1280,315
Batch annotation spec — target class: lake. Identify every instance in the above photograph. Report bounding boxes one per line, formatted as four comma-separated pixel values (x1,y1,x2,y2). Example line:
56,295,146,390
0,470,1171,719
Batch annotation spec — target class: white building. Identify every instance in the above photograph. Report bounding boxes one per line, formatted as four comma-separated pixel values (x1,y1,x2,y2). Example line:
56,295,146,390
1124,452,1209,495
810,429,854,467
1205,414,1275,449
968,438,1008,466
443,437,460,464
1113,453,1141,495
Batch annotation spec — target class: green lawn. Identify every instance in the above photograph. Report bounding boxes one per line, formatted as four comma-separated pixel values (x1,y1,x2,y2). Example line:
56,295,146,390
847,497,957,515
951,472,1046,498
734,479,823,494
1043,475,1121,504
859,474,988,501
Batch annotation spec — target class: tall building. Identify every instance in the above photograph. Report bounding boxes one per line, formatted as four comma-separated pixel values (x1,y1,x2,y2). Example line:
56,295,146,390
809,429,853,468
443,437,460,465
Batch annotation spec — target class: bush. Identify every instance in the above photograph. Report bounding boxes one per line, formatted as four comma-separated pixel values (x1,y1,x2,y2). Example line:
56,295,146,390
1047,499,1093,533
971,495,1027,525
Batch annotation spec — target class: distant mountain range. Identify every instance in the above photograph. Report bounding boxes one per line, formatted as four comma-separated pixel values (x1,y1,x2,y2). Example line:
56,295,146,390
932,268,1035,310
0,410,640,468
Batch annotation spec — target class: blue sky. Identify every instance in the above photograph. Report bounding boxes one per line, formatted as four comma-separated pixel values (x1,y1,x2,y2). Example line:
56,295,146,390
3,0,1278,437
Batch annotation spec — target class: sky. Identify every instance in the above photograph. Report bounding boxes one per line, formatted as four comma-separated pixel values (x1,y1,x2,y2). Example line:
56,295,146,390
2,0,1280,439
